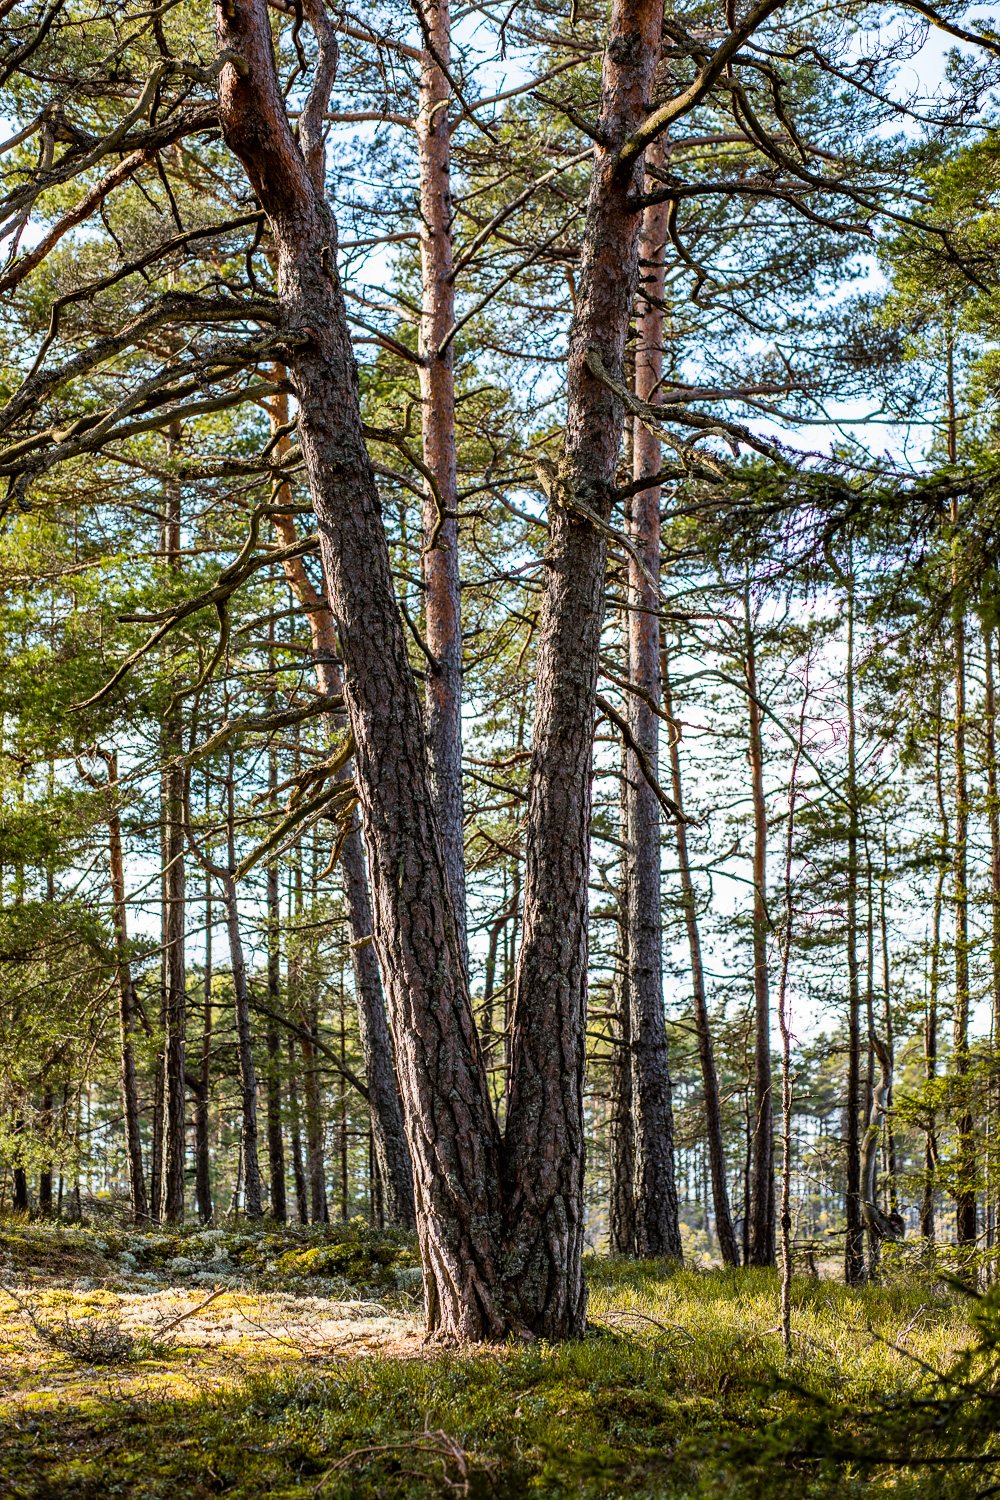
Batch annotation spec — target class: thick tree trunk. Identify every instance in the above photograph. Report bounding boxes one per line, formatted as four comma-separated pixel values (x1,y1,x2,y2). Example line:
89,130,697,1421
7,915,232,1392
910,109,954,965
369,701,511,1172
662,656,739,1267
502,0,664,1335
418,0,467,969
745,602,774,1267
844,579,865,1285
217,0,501,1338
624,144,681,1261
609,756,635,1255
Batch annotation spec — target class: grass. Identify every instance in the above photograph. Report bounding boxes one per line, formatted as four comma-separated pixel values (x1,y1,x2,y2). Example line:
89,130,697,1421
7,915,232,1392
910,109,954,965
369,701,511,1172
0,1222,995,1499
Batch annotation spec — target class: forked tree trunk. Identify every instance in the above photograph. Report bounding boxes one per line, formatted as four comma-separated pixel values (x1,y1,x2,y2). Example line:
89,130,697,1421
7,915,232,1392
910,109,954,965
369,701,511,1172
218,0,501,1339
662,655,739,1267
626,147,681,1260
744,599,774,1267
418,0,467,969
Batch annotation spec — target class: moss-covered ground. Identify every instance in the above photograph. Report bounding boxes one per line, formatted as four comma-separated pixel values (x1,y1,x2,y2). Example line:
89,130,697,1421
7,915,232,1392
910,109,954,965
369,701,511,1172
0,1219,993,1498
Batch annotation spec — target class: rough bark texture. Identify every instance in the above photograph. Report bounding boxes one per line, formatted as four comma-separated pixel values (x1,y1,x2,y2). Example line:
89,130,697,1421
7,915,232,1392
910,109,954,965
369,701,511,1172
745,610,774,1267
217,0,501,1338
662,657,739,1266
418,0,467,968
269,397,415,1233
626,156,681,1261
985,628,1000,1251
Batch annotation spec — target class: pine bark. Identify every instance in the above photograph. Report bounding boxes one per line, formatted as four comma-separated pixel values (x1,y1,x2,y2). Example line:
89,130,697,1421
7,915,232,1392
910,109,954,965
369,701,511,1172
196,871,214,1225
418,0,467,967
502,0,665,1334
985,627,1000,1251
609,754,636,1255
217,0,500,1337
626,150,681,1260
952,559,977,1249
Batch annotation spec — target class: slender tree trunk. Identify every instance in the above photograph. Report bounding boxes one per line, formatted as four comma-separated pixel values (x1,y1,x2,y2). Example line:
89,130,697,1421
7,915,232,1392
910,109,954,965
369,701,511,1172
778,692,806,1356
663,653,739,1266
161,429,186,1224
287,1030,309,1224
879,837,898,1215
745,598,774,1267
844,576,865,1285
952,505,977,1252
923,713,948,1247
266,737,287,1222
418,0,467,968
301,1008,328,1223
269,390,414,1231
625,142,681,1260
103,751,148,1223
38,1087,53,1214
196,870,214,1224
985,626,1000,1254
609,751,636,1255
222,761,262,1219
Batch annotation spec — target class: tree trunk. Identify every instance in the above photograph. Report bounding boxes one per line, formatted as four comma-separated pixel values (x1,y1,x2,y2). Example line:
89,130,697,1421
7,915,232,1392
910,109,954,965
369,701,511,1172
502,0,665,1335
38,1087,53,1214
662,654,739,1266
301,1008,328,1223
161,433,186,1224
287,1030,309,1224
217,0,501,1338
103,751,148,1223
609,752,635,1255
952,512,977,1252
266,740,287,1222
196,870,214,1225
418,0,467,969
985,625,1000,1254
625,141,681,1261
222,757,263,1220
844,575,865,1285
745,598,774,1267
269,390,415,1231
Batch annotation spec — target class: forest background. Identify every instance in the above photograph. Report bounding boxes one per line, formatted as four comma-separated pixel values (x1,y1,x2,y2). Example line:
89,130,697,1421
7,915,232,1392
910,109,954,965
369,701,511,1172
3,0,1000,1346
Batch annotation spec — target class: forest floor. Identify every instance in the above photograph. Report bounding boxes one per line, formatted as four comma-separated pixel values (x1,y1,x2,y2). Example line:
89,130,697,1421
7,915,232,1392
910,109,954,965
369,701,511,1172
0,1218,991,1499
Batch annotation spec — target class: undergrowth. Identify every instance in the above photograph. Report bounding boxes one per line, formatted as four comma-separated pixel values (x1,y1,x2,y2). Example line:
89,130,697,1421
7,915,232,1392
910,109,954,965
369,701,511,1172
1,1241,996,1499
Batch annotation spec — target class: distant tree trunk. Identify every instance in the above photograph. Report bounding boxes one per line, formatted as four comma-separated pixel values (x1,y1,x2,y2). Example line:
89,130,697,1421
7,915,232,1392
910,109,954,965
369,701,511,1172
609,751,636,1256
301,1008,328,1223
625,143,681,1261
196,870,214,1225
38,1087,53,1214
287,1031,309,1225
99,751,148,1223
223,759,262,1220
844,575,865,1286
418,0,467,969
952,506,977,1253
663,653,739,1267
745,597,774,1267
879,836,898,1215
269,390,414,1231
923,711,948,1247
984,625,1000,1254
161,428,186,1224
266,738,287,1223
